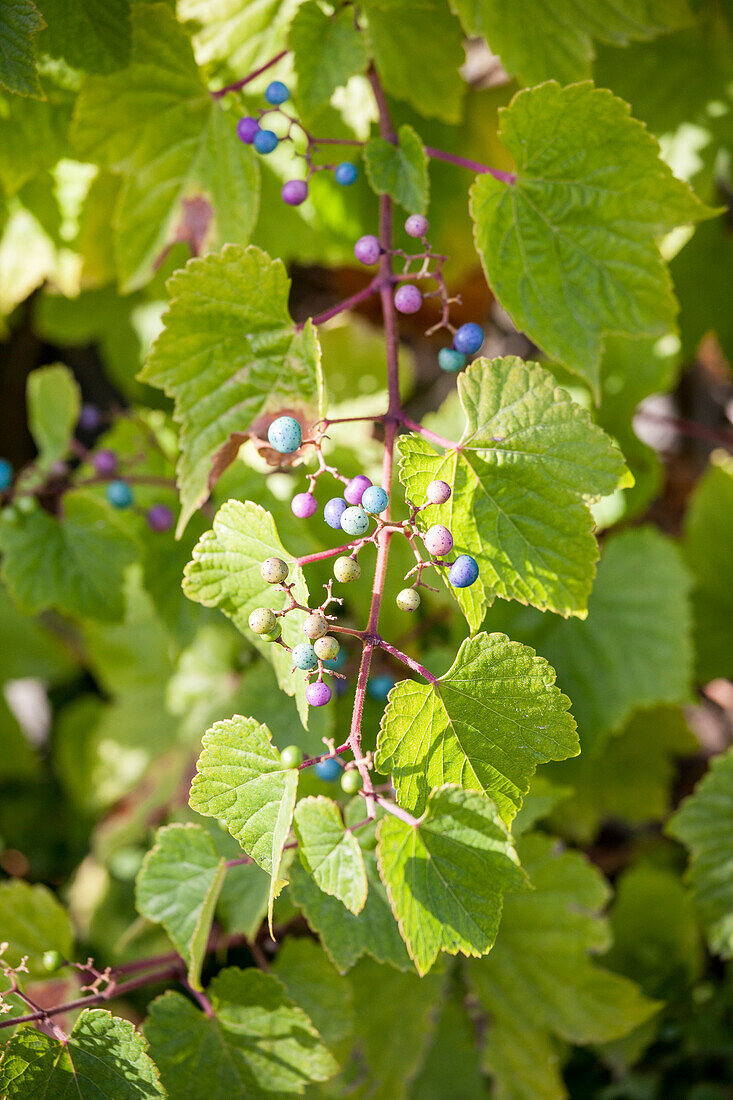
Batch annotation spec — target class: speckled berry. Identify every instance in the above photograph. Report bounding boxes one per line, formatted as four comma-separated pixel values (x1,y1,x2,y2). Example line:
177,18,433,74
261,557,289,584
292,492,318,519
334,556,361,583
361,485,389,514
237,116,260,143
354,235,381,265
254,129,278,154
303,612,328,640
424,524,453,557
426,480,451,505
396,587,421,612
344,474,372,504
314,635,339,662
268,416,302,454
334,161,358,185
453,322,484,355
249,607,277,635
405,214,428,238
265,80,290,105
315,756,342,781
341,769,363,794
306,681,332,707
438,347,467,373
368,674,396,701
282,179,308,206
448,554,479,588
146,504,174,533
394,284,422,314
280,745,303,768
292,642,318,670
341,505,370,537
106,480,133,508
93,449,117,476
324,497,348,529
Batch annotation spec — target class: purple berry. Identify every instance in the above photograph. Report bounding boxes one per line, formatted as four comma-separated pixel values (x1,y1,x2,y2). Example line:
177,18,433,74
344,475,372,505
426,480,451,505
282,179,308,206
405,214,428,238
146,504,174,533
79,404,101,432
449,554,479,588
354,235,381,265
324,497,348,529
306,681,332,707
394,285,422,314
237,116,260,144
93,449,118,476
292,492,318,519
424,524,453,557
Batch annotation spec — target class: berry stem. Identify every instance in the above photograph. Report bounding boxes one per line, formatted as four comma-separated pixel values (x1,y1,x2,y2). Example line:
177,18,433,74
299,274,386,330
211,49,288,99
372,793,421,827
424,145,517,184
397,414,458,451
376,638,437,684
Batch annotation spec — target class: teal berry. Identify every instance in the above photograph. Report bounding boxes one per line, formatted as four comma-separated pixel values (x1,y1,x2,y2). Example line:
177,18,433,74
315,756,342,782
292,642,318,670
265,80,290,105
340,505,370,537
361,485,389,514
0,458,13,491
449,554,479,588
280,744,303,768
340,768,363,794
253,129,279,154
334,162,358,186
368,674,396,701
268,416,302,454
106,480,133,508
323,646,347,670
438,347,467,373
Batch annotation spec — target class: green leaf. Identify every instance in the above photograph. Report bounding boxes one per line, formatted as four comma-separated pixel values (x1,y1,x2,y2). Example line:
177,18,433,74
667,747,733,959
0,491,138,622
183,500,312,719
0,0,44,97
289,851,412,973
0,880,72,977
470,82,712,393
0,96,70,195
468,833,658,1099
376,631,578,821
682,450,733,682
399,357,628,628
26,363,81,468
289,1,368,116
140,246,322,534
364,123,429,213
0,1009,165,1097
178,0,299,83
361,0,465,123
72,3,259,291
135,823,227,990
377,785,529,975
37,0,131,74
272,937,354,1051
407,977,486,1100
143,968,337,1097
451,0,691,86
672,212,733,366
0,584,76,682
294,796,368,915
189,716,298,929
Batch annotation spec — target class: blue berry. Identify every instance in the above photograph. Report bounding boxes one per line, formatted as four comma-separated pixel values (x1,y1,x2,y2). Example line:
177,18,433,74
0,458,13,491
324,497,348,529
453,323,484,356
292,642,318,671
368,674,396,701
361,486,389,514
265,80,290,105
334,162,358,186
438,347,467,373
254,129,279,154
315,757,343,782
340,506,370,537
268,416,302,454
323,647,347,671
78,404,101,432
448,554,479,588
106,480,133,508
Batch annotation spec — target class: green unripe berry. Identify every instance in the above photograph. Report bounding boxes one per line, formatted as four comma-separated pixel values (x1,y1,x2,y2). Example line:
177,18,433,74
334,556,360,583
340,769,363,794
42,949,63,972
16,495,38,515
262,622,282,642
303,612,328,640
314,635,339,662
249,607,277,635
280,745,303,769
396,587,421,612
261,557,288,584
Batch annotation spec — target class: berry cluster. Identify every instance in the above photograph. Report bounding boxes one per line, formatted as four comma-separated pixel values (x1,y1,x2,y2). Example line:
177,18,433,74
355,216,485,372
237,82,358,207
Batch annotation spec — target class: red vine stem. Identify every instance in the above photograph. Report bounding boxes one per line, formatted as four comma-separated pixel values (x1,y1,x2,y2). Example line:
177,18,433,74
424,145,517,184
211,49,288,99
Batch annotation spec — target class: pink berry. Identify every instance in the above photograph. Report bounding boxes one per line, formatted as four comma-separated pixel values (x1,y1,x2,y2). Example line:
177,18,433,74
146,504,174,532
292,492,318,518
306,681,332,707
93,449,118,476
282,180,308,206
424,524,453,557
394,284,422,314
426,480,451,505
344,475,372,505
354,235,381,265
405,214,428,238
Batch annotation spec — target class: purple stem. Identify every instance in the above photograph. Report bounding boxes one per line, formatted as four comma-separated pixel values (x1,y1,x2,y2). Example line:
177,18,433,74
376,638,437,683
211,50,288,99
425,146,516,184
